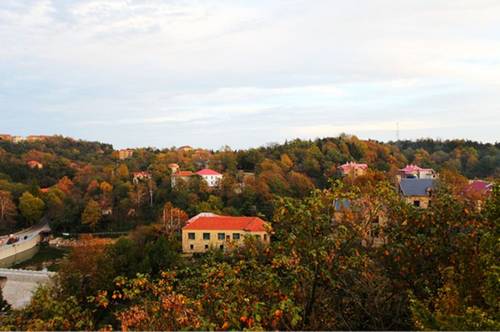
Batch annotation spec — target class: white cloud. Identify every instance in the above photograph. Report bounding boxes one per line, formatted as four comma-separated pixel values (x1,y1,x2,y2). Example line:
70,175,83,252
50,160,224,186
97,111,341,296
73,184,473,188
0,0,499,148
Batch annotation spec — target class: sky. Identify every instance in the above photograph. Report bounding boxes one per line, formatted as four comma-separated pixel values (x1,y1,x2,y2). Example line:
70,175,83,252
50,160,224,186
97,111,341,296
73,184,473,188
0,0,499,150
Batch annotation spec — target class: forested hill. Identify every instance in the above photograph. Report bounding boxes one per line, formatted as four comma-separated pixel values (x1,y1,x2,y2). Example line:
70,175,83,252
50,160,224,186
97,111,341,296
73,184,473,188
0,135,498,189
0,134,498,234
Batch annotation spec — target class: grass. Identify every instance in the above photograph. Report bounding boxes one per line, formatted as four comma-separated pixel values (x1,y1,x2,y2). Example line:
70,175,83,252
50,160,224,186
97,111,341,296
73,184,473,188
13,245,69,272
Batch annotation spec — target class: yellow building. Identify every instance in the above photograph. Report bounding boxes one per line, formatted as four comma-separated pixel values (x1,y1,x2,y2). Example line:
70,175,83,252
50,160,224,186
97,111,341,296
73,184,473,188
182,213,270,253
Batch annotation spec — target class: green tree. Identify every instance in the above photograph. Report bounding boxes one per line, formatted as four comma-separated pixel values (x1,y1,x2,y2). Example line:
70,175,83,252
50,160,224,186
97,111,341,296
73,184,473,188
19,191,45,225
82,199,102,230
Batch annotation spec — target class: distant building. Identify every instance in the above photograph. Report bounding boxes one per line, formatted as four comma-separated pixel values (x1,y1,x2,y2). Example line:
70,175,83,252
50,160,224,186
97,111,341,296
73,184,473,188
26,135,50,142
171,168,223,188
182,213,270,253
332,199,388,247
463,180,493,210
168,163,180,174
118,149,134,160
132,171,151,184
196,169,223,187
27,160,43,169
399,178,436,208
398,164,436,181
171,170,195,188
338,162,368,177
12,136,25,143
177,145,193,152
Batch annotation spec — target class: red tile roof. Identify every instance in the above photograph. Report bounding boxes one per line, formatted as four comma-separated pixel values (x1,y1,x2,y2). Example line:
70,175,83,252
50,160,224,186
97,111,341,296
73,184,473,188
196,168,222,176
183,213,267,232
400,164,434,174
464,180,492,194
339,162,368,171
174,170,194,177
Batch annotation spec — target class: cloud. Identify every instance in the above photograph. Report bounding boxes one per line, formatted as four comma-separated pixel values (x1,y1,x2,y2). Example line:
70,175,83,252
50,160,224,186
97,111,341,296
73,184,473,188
0,0,499,148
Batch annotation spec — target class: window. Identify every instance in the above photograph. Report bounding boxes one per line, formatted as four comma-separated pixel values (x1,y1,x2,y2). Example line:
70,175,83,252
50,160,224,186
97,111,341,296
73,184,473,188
203,233,210,240
219,245,224,250
190,244,194,250
264,234,267,241
413,200,421,207
205,244,209,250
218,233,225,240
233,233,240,240
254,234,261,240
188,232,195,240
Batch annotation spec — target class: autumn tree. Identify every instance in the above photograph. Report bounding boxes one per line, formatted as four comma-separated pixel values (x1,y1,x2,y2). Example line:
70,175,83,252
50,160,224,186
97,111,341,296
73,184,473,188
0,190,16,223
82,199,102,230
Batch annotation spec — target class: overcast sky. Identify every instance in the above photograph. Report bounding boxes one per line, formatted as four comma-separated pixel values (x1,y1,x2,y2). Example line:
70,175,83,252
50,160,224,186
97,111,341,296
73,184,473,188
1,0,499,149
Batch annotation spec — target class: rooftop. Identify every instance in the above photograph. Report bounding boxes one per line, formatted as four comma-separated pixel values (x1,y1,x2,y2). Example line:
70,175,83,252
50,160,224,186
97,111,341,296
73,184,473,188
196,168,222,176
399,178,436,196
183,213,267,232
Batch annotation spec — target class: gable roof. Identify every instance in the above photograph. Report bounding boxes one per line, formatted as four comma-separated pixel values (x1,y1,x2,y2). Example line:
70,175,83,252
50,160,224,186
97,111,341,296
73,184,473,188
464,180,492,195
196,168,222,176
399,164,434,174
183,213,267,232
399,178,436,197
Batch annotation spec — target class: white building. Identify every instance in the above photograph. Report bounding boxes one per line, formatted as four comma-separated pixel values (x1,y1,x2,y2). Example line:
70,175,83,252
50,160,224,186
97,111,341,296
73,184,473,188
196,169,223,188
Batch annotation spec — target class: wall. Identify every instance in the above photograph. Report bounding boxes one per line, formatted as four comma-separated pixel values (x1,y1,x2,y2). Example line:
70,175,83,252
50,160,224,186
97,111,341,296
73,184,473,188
182,229,270,253
0,234,41,268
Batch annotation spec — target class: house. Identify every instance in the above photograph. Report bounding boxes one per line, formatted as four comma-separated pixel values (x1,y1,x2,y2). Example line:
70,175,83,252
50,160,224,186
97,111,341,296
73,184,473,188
182,213,270,253
171,168,223,188
27,160,43,169
171,170,195,188
12,136,25,143
463,180,493,210
118,149,134,160
132,171,151,184
26,135,50,142
398,164,436,181
338,162,368,177
332,199,387,247
463,180,492,197
196,168,223,187
177,145,193,152
168,163,180,174
399,178,436,208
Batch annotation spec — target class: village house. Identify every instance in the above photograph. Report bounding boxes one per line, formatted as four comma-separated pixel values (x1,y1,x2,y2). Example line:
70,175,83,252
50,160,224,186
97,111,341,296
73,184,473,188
12,136,25,143
26,135,50,142
399,178,436,208
171,168,223,188
27,160,43,169
177,145,193,153
182,213,270,253
333,199,388,247
118,149,134,160
132,171,152,184
171,170,195,188
168,163,180,174
463,180,493,210
338,162,368,177
397,164,436,181
196,168,223,187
